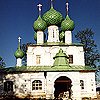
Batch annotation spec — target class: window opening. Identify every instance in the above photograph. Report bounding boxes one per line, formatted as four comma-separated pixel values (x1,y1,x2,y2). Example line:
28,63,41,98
4,81,13,92
53,30,55,38
36,55,41,64
68,55,73,64
80,80,84,89
32,80,42,90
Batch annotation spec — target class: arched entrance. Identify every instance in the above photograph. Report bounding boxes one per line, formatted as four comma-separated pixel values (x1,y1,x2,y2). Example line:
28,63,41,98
54,76,72,99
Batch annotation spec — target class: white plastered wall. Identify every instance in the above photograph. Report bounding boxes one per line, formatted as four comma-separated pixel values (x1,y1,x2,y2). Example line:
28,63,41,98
27,46,85,66
79,72,97,98
37,31,44,44
5,72,45,98
16,58,22,67
47,25,59,42
65,31,72,44
4,71,96,99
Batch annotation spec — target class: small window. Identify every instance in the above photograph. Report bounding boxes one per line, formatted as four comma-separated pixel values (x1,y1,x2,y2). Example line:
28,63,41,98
68,55,73,64
4,81,13,92
80,80,84,89
32,80,42,90
36,55,41,64
53,30,55,38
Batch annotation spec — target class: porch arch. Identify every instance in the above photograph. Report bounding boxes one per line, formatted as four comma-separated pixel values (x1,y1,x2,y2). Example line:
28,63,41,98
54,76,72,99
51,73,74,99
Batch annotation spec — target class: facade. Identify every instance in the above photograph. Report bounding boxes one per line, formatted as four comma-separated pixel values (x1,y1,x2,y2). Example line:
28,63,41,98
0,1,97,100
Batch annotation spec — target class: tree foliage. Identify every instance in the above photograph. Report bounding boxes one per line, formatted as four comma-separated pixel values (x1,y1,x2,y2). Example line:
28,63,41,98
21,44,27,66
21,43,32,66
75,28,100,68
0,56,6,68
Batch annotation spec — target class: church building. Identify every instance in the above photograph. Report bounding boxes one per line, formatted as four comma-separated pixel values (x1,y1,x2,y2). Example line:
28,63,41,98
0,1,97,100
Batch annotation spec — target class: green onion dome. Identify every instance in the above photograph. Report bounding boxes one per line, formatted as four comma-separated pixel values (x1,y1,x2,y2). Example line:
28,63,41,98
33,16,47,31
14,49,24,59
61,15,75,31
14,42,24,59
34,32,37,41
42,7,63,26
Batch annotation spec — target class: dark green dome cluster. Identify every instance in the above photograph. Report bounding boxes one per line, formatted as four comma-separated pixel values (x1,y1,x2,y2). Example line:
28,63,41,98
33,16,47,31
14,49,24,59
61,15,75,31
42,7,63,26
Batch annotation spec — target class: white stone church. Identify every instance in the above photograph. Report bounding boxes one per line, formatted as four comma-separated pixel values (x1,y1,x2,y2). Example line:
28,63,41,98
0,1,97,100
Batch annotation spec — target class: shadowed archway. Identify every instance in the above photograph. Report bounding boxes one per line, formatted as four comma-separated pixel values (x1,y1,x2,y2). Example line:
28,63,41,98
54,76,72,99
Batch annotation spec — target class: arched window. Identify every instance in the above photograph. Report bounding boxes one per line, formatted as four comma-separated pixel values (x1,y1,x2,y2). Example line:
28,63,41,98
80,80,84,89
4,81,13,92
32,80,42,90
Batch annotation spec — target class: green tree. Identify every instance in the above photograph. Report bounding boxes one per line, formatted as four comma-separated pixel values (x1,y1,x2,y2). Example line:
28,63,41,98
0,56,6,68
75,28,100,83
21,44,27,66
75,28,100,68
21,43,32,66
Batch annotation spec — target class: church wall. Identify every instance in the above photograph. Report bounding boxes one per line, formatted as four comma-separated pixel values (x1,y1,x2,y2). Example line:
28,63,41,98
27,46,85,66
1,71,96,99
79,72,97,98
1,0,96,99
4,72,46,98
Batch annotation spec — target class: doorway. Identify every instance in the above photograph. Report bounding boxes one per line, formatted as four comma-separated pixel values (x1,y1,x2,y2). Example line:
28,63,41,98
54,76,72,99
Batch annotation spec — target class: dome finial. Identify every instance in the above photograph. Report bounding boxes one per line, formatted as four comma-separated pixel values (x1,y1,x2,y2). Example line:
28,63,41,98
66,0,69,15
37,4,42,16
18,36,21,50
18,36,21,43
50,0,54,8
